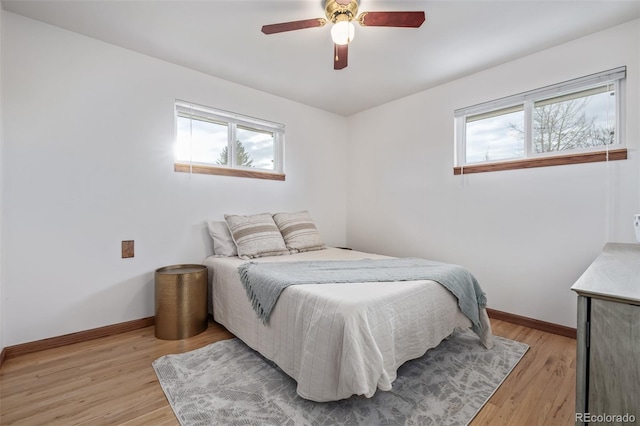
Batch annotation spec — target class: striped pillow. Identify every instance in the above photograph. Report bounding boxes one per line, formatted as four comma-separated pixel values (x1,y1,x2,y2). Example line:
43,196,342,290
273,211,325,253
224,213,289,260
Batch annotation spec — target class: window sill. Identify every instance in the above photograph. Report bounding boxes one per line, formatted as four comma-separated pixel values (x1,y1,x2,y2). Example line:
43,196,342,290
174,163,286,181
453,148,627,175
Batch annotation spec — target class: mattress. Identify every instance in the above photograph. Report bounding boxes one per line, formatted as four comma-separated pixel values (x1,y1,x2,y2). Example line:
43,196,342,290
204,247,494,402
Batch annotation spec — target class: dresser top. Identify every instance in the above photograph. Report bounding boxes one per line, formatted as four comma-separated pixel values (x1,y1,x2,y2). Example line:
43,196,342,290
571,243,640,304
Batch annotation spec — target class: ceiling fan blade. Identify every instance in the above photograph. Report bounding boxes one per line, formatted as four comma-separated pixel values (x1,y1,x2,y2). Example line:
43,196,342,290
261,18,327,35
358,11,425,28
334,44,348,70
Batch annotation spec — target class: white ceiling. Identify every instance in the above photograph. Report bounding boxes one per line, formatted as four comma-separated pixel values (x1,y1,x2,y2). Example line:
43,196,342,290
3,0,639,116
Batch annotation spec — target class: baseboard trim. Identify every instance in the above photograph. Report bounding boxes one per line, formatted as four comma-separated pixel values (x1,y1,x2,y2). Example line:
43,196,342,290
0,310,574,366
487,308,576,339
3,317,155,361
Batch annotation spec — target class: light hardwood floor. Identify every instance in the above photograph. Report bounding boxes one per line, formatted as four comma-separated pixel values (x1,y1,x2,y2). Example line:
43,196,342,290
0,319,575,425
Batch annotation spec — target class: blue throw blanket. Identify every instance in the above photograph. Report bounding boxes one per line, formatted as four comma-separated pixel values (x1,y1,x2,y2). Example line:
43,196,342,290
238,258,487,335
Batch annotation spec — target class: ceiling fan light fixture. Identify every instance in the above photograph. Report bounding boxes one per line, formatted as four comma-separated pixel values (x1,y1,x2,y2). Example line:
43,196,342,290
331,20,355,45
261,0,425,70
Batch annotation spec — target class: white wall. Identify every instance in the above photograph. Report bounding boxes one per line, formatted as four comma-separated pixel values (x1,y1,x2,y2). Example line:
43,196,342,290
1,12,348,346
2,12,637,348
0,4,4,355
346,20,640,328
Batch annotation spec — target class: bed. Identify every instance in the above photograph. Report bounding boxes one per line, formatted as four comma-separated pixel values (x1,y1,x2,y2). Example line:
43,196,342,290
203,246,494,403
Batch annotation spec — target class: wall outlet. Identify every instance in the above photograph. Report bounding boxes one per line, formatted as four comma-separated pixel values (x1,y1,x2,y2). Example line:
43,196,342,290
122,240,134,258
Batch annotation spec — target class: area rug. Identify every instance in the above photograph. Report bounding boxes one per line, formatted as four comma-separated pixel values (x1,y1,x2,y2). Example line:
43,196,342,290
153,329,528,426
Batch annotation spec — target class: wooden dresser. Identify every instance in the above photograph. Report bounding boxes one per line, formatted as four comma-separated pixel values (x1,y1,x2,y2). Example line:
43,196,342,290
571,243,640,425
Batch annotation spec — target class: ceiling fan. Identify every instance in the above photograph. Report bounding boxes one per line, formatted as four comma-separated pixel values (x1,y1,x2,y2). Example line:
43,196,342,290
261,0,425,70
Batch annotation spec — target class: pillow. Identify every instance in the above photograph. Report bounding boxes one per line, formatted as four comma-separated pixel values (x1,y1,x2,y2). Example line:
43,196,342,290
272,211,325,253
224,213,289,260
207,221,237,257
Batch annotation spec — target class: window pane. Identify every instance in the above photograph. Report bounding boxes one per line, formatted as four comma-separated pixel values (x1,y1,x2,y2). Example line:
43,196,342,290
236,125,275,171
465,109,524,164
176,116,228,164
533,85,615,153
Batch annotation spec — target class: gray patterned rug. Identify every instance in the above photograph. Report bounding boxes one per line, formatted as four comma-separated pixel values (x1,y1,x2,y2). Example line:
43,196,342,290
153,329,528,426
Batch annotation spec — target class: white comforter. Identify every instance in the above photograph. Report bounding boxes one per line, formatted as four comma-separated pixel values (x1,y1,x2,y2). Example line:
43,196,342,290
204,247,494,402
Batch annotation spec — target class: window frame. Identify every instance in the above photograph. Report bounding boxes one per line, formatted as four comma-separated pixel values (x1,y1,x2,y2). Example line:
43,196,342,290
174,100,286,181
454,67,627,175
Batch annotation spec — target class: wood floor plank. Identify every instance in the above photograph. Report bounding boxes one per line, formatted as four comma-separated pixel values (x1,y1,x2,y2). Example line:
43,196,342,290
0,319,575,425
470,324,576,426
119,406,178,426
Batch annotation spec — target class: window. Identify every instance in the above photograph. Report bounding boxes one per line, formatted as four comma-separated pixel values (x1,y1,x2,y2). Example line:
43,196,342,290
454,67,626,174
175,101,285,180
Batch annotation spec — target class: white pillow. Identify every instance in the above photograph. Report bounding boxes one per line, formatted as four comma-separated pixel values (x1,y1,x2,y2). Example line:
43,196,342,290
224,213,289,260
207,221,237,257
272,211,325,253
